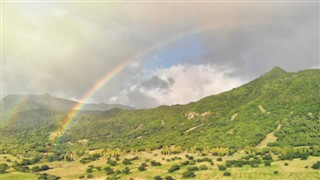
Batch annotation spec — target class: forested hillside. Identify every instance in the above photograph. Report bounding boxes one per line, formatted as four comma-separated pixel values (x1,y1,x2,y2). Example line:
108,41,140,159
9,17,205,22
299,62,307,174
1,67,319,155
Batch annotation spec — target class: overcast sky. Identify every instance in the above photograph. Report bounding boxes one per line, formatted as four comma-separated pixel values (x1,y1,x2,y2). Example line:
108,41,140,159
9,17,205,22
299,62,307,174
2,2,319,108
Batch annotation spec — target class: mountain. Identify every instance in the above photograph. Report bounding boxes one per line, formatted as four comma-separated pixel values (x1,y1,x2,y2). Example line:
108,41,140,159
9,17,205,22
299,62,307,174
0,93,133,116
1,67,319,153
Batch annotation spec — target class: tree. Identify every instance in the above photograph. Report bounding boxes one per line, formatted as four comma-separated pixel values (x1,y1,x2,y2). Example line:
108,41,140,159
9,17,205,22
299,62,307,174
0,163,8,174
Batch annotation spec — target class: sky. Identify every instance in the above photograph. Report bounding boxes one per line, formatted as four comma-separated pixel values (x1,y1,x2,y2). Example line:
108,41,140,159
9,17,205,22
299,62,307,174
2,1,319,108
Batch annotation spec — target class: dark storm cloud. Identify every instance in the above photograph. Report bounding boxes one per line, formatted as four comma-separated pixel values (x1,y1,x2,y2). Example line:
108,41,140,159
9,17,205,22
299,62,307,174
199,3,319,79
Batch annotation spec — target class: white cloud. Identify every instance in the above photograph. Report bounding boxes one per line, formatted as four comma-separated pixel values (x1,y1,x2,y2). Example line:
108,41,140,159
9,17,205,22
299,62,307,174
149,64,245,105
111,64,245,108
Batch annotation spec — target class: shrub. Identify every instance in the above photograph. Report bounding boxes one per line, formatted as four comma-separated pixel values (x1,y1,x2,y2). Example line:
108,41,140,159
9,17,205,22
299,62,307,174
168,164,180,173
87,174,93,179
223,171,231,176
181,160,190,166
264,161,271,166
311,161,320,169
107,159,117,166
164,176,174,180
40,165,49,171
182,171,196,178
284,163,289,166
122,167,130,174
154,176,163,180
138,166,146,171
273,171,279,174
218,165,226,171
32,166,41,173
217,158,222,161
78,175,85,179
86,167,93,173
199,165,208,170
151,160,162,166
122,158,132,165
187,166,199,171
0,163,9,174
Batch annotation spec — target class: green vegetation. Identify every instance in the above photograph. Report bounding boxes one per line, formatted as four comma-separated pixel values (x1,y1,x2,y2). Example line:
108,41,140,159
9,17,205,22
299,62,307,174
0,67,319,179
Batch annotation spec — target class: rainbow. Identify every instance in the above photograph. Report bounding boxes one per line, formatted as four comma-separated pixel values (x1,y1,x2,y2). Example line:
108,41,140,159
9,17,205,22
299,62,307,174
54,21,255,145
55,59,131,144
1,95,27,128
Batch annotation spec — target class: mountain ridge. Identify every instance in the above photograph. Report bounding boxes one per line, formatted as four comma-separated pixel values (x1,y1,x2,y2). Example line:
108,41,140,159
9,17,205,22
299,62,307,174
0,67,319,153
0,93,134,116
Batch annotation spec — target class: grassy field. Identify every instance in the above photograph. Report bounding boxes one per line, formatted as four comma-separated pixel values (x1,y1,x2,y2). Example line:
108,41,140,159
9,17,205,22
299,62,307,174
0,152,319,180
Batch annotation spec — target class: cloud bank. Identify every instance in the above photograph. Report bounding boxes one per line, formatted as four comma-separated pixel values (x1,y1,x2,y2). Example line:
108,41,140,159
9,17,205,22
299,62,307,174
2,2,319,108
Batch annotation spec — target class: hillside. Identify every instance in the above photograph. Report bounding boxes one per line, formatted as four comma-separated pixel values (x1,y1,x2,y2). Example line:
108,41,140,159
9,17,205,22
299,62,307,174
0,67,319,154
0,93,133,116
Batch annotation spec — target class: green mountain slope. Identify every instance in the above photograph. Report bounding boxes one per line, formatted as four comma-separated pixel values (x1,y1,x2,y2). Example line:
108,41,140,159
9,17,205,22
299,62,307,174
0,93,133,116
1,67,319,154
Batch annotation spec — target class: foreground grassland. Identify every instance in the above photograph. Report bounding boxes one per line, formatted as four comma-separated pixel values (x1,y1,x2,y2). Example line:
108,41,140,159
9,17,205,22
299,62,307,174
1,150,319,180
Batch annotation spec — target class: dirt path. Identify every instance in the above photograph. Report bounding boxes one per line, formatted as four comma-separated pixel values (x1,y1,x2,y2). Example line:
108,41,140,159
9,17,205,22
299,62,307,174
256,125,281,148
184,123,205,133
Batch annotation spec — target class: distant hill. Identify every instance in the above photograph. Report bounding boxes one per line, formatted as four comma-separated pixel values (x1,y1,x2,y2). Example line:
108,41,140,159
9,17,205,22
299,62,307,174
0,93,133,116
0,67,319,153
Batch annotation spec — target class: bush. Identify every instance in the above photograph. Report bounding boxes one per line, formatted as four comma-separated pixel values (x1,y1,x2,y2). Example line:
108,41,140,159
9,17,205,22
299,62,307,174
105,167,114,175
78,175,84,179
182,171,196,178
40,165,49,171
107,159,117,166
32,166,41,173
122,167,130,174
138,166,146,171
217,158,222,161
264,161,271,166
151,160,162,166
284,162,289,166
87,174,93,179
164,176,174,180
122,158,132,165
0,163,9,174
181,160,190,166
154,176,163,180
168,164,180,173
218,165,226,171
199,165,208,170
262,154,273,161
86,167,93,173
273,171,279,174
311,161,320,169
187,166,199,171
223,171,231,176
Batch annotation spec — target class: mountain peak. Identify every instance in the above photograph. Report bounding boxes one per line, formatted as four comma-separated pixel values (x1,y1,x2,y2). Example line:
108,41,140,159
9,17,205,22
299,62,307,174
264,66,288,77
270,66,286,73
